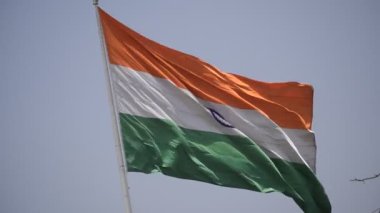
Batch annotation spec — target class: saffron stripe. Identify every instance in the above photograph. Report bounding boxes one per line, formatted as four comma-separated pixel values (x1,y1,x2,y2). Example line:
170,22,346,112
99,8,313,130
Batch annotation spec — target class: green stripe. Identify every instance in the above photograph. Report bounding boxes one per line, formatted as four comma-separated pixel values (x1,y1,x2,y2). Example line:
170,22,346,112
119,113,331,213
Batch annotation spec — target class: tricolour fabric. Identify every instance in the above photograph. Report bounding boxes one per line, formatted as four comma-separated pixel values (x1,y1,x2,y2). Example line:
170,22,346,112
98,8,331,213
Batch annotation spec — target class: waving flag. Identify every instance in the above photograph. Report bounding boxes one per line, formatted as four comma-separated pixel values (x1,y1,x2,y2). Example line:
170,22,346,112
98,7,331,213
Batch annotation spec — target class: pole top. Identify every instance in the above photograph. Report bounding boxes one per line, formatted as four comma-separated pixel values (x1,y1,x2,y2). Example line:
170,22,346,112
93,0,98,5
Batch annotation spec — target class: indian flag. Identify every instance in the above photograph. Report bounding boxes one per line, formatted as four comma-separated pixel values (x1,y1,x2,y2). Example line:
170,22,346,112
98,8,331,213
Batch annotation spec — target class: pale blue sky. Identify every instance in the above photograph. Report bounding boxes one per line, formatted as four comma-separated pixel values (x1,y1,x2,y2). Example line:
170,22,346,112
1,0,379,212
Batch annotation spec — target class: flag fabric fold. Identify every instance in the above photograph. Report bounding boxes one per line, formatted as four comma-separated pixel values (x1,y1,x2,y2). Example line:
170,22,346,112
98,7,331,213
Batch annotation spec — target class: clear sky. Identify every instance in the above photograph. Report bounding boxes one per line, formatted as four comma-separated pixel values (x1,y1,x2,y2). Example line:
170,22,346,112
1,0,379,212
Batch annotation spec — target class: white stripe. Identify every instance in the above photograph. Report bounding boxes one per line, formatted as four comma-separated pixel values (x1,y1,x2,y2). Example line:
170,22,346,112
110,64,316,171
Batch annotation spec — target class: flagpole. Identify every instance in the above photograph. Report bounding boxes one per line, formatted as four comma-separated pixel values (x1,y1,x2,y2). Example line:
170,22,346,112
93,1,133,213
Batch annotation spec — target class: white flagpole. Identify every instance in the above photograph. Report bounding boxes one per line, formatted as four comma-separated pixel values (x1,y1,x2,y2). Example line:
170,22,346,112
93,1,133,212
